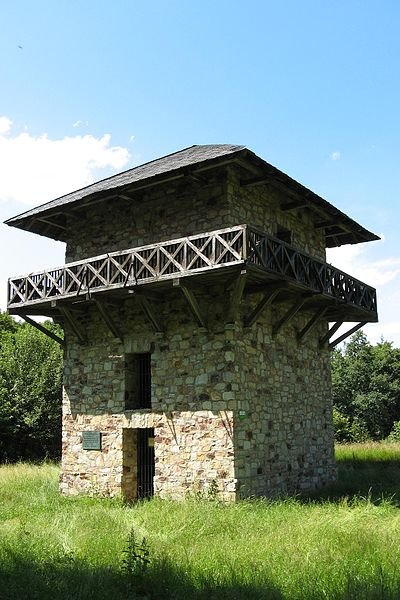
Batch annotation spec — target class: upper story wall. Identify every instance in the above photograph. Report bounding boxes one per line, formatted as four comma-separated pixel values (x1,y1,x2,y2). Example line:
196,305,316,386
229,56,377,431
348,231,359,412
65,171,229,262
65,165,326,263
227,166,326,261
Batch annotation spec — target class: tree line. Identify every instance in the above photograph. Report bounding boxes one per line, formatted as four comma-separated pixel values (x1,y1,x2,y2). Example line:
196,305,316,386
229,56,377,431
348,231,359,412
0,312,63,461
1,311,400,461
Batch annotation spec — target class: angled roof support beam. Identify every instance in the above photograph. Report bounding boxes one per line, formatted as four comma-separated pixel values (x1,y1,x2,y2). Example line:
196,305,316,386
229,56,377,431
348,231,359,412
59,307,86,344
227,269,247,323
329,322,367,350
136,294,163,333
280,201,309,211
240,176,270,188
244,285,283,328
272,296,307,338
314,221,343,230
173,279,207,329
319,320,344,348
94,299,122,341
297,305,328,343
19,315,65,347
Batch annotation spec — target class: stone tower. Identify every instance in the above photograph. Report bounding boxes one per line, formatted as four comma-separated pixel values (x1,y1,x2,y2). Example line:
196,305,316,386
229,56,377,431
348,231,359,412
6,145,378,500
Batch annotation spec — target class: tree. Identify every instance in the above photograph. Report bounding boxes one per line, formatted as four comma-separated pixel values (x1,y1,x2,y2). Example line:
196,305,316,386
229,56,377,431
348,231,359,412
331,331,400,440
0,313,63,461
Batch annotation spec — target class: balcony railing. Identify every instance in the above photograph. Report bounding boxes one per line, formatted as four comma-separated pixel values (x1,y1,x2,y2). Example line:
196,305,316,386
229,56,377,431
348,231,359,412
7,224,377,317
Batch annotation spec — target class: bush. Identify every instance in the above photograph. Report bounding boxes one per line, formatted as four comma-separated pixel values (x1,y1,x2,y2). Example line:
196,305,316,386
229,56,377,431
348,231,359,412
387,420,400,442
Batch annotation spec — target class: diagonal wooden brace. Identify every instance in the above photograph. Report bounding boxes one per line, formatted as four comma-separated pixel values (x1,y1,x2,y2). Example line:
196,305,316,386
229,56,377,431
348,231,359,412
319,320,343,348
94,300,122,341
272,296,307,337
329,322,367,349
19,315,65,347
227,269,247,323
173,279,207,329
244,287,282,328
297,305,328,343
59,306,86,344
136,295,163,333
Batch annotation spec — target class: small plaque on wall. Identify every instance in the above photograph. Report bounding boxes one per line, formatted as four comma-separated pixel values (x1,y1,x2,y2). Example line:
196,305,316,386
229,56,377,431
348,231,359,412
82,431,102,451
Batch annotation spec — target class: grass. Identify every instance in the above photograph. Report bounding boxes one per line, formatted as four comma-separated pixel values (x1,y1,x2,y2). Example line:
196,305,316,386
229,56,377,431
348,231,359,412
1,444,400,599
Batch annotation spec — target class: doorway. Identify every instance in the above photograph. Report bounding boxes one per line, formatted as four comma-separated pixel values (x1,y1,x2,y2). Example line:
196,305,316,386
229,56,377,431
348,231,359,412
137,427,155,499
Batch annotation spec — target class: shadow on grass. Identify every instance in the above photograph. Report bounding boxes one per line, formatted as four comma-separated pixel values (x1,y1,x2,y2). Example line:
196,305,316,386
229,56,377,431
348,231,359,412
0,555,283,600
301,455,400,505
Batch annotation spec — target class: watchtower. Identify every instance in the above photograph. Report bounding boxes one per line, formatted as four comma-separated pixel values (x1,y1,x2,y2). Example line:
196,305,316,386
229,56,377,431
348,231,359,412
6,145,379,500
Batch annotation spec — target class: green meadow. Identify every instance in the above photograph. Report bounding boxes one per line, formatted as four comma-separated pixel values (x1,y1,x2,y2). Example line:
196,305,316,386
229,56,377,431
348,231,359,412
1,444,400,600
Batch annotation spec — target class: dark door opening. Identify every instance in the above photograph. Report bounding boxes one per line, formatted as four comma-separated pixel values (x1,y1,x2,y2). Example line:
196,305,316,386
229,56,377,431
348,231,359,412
137,428,155,499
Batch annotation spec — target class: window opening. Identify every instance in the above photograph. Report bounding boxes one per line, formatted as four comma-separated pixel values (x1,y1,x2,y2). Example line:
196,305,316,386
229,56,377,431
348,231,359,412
276,226,292,244
125,353,151,409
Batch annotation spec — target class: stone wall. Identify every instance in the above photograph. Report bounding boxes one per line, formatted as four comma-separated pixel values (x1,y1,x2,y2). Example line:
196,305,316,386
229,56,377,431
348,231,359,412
227,166,327,261
61,294,238,500
61,286,336,501
231,304,336,498
65,172,230,262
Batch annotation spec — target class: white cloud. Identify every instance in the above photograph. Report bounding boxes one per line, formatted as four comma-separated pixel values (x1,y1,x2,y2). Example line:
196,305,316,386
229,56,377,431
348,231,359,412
327,241,400,346
330,151,341,161
327,244,400,287
0,116,12,135
72,120,89,128
0,116,131,206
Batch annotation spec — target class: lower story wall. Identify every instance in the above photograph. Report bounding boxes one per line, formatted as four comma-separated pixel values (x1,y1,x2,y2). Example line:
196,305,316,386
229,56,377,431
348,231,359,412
60,409,236,501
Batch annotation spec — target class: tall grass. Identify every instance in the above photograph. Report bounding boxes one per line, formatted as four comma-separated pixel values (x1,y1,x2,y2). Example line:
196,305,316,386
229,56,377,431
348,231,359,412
1,445,400,599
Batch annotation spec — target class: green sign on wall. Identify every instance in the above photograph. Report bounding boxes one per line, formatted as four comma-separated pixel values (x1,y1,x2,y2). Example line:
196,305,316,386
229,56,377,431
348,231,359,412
82,431,102,451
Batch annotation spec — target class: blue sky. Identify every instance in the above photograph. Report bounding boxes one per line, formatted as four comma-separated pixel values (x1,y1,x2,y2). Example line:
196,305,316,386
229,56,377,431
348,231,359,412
1,0,399,343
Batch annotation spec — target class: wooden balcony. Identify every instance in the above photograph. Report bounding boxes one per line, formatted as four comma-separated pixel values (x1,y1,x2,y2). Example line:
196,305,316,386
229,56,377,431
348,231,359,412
7,224,378,326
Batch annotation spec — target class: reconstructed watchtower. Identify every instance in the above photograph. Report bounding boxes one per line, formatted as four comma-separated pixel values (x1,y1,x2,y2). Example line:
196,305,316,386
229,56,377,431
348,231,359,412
6,145,379,500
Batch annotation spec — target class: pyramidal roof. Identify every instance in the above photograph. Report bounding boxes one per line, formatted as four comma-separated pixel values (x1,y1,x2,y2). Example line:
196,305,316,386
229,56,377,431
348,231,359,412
5,144,379,248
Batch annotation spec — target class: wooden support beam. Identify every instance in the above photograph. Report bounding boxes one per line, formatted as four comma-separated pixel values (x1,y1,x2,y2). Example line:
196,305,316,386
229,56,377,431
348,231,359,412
329,322,366,349
94,300,122,341
244,286,282,328
297,305,328,343
319,320,343,347
59,307,86,344
20,315,65,347
136,295,163,333
36,217,66,231
280,201,309,211
314,221,343,230
240,176,270,188
272,296,306,337
173,280,207,329
227,269,247,323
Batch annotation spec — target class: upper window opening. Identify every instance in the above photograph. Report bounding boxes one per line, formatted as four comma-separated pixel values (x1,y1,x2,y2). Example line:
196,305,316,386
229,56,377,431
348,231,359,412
276,226,292,244
125,353,151,410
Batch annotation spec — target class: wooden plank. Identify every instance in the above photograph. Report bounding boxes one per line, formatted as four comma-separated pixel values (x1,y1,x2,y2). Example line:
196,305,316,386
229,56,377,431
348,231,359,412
174,280,207,329
240,176,270,187
136,295,163,333
329,322,366,349
19,315,65,347
59,307,86,344
272,297,306,337
244,286,283,328
319,320,343,347
297,305,328,342
227,269,247,323
94,300,122,340
280,201,308,211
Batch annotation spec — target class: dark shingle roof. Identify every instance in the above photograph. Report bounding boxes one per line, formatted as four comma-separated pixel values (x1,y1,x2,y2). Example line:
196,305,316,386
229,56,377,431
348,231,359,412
4,143,379,247
5,144,245,224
